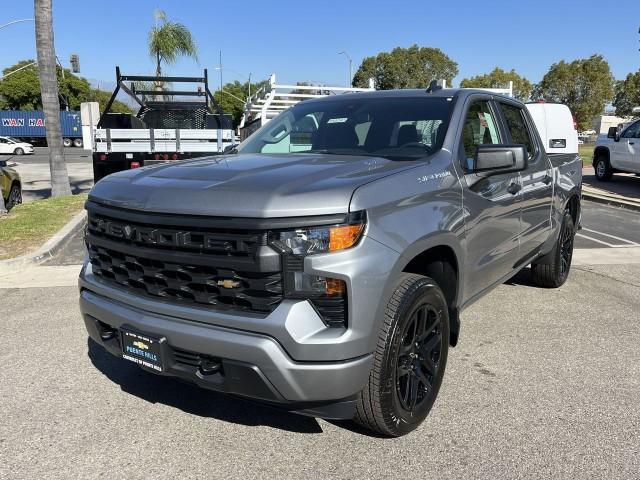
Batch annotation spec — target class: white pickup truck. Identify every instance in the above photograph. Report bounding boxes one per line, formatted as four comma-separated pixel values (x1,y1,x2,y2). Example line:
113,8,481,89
593,119,640,180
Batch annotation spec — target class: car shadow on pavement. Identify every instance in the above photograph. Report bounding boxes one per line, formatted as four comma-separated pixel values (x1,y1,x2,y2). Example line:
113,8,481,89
504,267,536,287
87,338,325,434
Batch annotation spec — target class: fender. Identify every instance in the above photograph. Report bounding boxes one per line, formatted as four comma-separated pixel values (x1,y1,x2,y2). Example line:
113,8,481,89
371,231,464,347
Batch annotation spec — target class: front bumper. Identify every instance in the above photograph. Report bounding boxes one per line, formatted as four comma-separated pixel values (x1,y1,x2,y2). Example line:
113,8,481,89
80,287,373,418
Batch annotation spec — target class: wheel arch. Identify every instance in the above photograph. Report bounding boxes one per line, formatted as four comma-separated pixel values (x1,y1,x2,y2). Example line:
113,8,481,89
565,192,581,226
399,240,462,347
593,146,610,165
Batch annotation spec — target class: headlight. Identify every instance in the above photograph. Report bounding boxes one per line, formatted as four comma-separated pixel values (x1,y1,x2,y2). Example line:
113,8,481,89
277,214,365,255
271,211,366,328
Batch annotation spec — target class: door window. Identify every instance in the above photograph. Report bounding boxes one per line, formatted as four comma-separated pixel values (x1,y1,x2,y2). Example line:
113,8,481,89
461,101,501,169
499,103,537,159
621,121,640,139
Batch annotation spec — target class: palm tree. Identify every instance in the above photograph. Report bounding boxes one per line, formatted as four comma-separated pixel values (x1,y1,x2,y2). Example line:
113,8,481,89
148,10,198,91
34,0,71,197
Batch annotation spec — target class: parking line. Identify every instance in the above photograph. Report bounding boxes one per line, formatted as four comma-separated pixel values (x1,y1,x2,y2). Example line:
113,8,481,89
576,233,639,248
581,228,640,246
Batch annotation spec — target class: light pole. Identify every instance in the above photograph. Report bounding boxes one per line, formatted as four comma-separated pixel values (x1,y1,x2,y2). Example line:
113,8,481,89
0,18,34,30
214,67,253,99
338,51,352,87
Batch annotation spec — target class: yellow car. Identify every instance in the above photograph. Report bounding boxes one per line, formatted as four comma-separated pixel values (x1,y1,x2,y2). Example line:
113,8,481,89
0,159,22,211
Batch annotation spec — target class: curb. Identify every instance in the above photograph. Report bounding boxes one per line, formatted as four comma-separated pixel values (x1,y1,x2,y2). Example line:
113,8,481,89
582,190,640,212
0,210,87,275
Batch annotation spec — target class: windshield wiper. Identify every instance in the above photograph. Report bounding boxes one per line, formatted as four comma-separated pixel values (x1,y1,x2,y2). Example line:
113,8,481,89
305,149,367,156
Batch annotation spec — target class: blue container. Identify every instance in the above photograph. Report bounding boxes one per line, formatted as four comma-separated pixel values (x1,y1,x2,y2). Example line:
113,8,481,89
0,110,81,138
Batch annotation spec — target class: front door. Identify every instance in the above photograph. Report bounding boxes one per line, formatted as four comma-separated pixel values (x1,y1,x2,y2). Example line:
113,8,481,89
458,98,523,301
497,101,553,258
615,121,640,173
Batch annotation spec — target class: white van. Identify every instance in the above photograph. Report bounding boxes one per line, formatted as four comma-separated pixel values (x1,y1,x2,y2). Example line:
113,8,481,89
525,102,578,155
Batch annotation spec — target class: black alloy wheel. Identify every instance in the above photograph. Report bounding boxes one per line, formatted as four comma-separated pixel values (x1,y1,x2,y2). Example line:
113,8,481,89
395,304,443,414
354,273,449,437
6,184,22,211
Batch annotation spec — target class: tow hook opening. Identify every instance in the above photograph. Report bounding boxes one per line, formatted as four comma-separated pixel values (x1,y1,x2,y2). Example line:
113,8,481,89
199,356,223,376
97,320,117,341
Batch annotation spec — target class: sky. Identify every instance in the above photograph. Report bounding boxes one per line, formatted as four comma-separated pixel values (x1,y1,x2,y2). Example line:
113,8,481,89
2,0,639,91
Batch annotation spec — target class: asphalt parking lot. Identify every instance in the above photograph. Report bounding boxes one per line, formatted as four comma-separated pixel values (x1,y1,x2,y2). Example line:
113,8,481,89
1,261,638,479
575,201,640,248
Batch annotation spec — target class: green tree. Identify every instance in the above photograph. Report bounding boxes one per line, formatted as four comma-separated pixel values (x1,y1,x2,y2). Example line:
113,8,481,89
35,0,71,197
0,59,130,113
213,79,268,127
86,88,133,114
460,67,533,101
148,9,198,89
613,71,640,116
0,60,42,109
352,45,458,90
532,55,614,130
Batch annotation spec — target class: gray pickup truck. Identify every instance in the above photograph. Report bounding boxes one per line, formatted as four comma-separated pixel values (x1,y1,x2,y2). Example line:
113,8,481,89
79,88,582,437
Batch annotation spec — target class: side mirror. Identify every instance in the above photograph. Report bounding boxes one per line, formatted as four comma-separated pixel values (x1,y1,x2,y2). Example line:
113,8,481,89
473,144,527,174
0,160,6,168
223,144,238,154
607,126,619,141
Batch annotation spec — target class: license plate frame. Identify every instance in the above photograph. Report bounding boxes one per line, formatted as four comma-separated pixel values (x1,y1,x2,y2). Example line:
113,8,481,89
120,329,165,372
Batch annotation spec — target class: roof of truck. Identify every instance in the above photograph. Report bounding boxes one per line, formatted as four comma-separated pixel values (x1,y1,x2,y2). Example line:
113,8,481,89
301,87,519,103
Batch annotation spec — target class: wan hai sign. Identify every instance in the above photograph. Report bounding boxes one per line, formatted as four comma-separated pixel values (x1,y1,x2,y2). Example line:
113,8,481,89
1,118,45,128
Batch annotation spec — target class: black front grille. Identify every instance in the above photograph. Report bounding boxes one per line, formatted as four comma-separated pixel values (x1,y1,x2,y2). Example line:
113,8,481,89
86,205,283,314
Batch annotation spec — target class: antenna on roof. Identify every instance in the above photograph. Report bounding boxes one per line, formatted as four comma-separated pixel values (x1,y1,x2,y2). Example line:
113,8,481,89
426,79,444,94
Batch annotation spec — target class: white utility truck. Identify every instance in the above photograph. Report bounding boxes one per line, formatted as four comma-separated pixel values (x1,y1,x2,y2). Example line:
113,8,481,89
83,67,235,182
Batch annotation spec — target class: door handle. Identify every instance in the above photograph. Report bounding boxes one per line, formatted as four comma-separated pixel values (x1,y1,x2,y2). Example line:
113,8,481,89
507,182,522,195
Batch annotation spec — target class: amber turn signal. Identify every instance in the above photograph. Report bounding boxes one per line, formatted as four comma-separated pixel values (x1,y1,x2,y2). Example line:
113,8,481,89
325,278,346,296
329,224,364,252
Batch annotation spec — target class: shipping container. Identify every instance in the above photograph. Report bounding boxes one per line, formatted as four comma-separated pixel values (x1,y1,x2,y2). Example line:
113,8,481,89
0,110,84,147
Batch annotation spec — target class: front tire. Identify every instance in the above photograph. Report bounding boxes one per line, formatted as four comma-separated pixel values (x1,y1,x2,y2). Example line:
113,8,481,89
594,156,613,181
6,184,21,211
73,138,83,148
354,273,449,437
63,138,73,148
531,210,575,288
13,147,24,155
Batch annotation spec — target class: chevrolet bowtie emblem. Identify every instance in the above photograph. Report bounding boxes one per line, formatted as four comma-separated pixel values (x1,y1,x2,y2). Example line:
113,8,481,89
217,279,240,289
133,341,149,350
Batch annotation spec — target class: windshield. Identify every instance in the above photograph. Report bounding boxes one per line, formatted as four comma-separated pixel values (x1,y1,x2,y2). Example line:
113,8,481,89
238,96,454,160
6,137,20,143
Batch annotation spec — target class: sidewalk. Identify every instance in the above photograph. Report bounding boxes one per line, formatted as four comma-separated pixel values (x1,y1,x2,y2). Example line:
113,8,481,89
582,166,640,210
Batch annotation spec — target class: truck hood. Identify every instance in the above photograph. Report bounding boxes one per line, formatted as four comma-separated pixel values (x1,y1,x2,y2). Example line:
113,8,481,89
89,153,420,217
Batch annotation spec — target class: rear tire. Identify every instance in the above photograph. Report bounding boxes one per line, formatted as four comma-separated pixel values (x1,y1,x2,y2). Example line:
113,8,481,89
6,184,21,211
13,147,24,155
353,273,449,437
531,210,575,288
73,138,83,148
594,156,613,181
63,138,73,148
